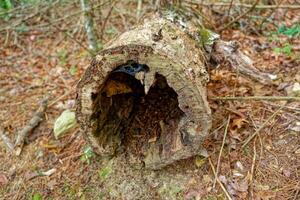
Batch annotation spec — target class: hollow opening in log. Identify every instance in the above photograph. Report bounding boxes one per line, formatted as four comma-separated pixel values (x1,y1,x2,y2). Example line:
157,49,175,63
124,72,185,160
90,60,185,161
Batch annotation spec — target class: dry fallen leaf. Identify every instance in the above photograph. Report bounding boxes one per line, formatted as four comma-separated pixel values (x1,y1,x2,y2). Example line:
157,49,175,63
0,173,8,185
229,117,248,141
231,179,249,192
282,169,291,177
256,190,276,200
231,118,248,133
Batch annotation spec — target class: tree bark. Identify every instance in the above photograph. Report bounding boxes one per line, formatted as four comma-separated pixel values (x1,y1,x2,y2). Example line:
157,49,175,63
75,10,274,169
76,11,211,169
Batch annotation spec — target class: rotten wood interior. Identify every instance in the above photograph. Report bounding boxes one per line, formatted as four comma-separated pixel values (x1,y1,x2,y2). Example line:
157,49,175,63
76,13,213,169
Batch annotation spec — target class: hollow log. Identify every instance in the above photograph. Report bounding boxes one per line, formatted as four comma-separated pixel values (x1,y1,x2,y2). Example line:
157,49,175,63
76,11,211,169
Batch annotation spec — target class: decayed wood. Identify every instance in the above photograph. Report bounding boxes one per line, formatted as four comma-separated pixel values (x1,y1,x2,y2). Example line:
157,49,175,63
76,12,212,169
211,40,276,84
75,9,275,169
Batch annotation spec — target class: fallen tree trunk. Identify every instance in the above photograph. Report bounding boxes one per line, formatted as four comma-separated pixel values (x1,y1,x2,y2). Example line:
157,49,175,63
75,10,273,169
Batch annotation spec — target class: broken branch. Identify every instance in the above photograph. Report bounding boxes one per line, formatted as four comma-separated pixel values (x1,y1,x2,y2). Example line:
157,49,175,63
14,97,49,156
212,96,300,101
212,40,276,85
218,0,260,31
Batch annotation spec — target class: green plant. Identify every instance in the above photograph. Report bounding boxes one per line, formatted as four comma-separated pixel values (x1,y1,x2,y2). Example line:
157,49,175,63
272,23,300,58
0,0,13,20
105,27,117,36
274,43,293,57
80,146,95,164
277,24,300,38
69,65,77,75
57,50,68,67
0,0,12,10
31,193,42,200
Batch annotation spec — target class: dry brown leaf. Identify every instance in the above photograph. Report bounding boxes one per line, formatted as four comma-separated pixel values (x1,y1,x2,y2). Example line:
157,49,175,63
229,117,248,141
256,190,276,200
231,118,248,132
0,173,8,185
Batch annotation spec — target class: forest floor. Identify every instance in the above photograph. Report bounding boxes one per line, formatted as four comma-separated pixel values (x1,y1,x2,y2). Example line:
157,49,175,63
0,1,300,200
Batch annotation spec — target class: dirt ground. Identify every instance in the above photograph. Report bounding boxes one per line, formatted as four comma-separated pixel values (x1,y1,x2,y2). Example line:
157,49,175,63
0,1,300,200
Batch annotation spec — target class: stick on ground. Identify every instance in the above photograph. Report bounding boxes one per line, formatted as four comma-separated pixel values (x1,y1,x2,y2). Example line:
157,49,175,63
242,105,284,148
212,96,300,101
213,115,230,188
208,157,233,200
14,97,49,156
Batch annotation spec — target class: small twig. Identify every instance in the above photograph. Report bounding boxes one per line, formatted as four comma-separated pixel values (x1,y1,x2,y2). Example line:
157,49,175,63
100,0,117,40
259,0,284,30
48,90,73,108
263,101,300,112
14,97,49,156
242,104,284,148
218,0,260,31
212,96,300,101
45,17,94,55
136,0,143,20
208,157,233,200
188,6,217,30
0,1,111,33
213,115,230,188
227,0,234,17
187,1,300,9
293,188,299,200
249,139,257,199
0,0,60,32
0,0,51,16
0,129,14,152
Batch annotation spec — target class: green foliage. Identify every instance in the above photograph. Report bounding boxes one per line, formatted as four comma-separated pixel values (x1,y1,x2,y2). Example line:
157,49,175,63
274,43,293,57
198,28,219,48
0,0,13,10
277,24,300,38
57,50,68,67
97,41,104,51
0,0,13,20
31,193,42,200
98,166,112,180
80,146,95,164
105,27,117,36
271,23,300,58
69,65,77,75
